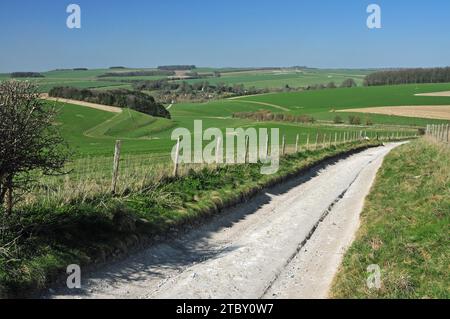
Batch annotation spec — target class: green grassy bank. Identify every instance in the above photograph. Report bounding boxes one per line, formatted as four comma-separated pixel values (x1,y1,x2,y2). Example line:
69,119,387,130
331,139,449,298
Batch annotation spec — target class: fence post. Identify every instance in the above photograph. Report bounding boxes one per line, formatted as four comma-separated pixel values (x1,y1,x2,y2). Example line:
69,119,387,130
111,140,122,194
282,135,286,155
315,133,319,150
173,137,180,177
447,124,450,144
245,135,250,163
306,134,310,150
295,134,299,153
216,136,222,164
266,134,270,157
334,132,338,146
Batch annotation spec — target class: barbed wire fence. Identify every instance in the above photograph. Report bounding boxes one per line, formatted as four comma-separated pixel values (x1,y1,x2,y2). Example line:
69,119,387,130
425,124,450,146
25,128,418,207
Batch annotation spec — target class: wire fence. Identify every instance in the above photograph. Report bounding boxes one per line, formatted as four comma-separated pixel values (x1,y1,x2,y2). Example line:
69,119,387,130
425,124,450,145
23,128,417,208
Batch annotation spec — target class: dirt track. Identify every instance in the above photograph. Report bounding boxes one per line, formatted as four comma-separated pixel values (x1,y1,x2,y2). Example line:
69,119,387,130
229,99,290,112
415,91,450,97
44,143,404,299
40,94,122,113
338,105,450,120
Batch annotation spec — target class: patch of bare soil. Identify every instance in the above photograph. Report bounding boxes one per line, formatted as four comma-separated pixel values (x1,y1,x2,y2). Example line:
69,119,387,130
338,105,450,120
40,94,123,113
415,91,450,97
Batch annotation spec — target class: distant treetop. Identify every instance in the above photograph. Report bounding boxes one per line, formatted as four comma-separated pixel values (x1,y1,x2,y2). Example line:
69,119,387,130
157,65,196,71
10,72,44,78
364,67,450,86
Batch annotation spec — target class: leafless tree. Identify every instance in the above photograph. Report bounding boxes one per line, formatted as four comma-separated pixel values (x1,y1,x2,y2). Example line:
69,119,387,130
0,80,69,214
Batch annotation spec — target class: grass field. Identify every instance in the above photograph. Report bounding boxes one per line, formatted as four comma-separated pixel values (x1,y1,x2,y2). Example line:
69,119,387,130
46,82,450,158
234,83,450,126
29,84,425,212
0,67,373,93
182,68,371,88
2,70,449,298
0,68,164,92
331,139,449,298
52,99,415,159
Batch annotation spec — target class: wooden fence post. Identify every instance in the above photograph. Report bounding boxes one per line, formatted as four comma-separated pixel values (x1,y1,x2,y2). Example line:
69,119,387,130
266,134,270,157
245,135,249,163
306,134,310,150
216,136,222,164
334,132,337,147
111,140,122,194
295,134,299,153
315,133,319,150
282,135,286,156
447,124,450,144
173,137,180,177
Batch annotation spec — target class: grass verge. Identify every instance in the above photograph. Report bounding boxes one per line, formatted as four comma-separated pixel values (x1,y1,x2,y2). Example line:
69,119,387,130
331,139,449,298
0,141,381,298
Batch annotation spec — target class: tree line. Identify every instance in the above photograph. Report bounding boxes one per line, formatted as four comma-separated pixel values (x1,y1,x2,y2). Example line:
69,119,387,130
48,87,171,119
364,67,450,86
232,110,315,124
98,70,176,78
304,78,357,90
133,79,268,95
157,65,196,71
10,72,44,78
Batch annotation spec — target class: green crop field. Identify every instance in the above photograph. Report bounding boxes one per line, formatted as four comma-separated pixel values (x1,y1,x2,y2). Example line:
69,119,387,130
183,68,371,88
234,83,450,126
0,68,167,93
50,82,450,159
1,67,374,93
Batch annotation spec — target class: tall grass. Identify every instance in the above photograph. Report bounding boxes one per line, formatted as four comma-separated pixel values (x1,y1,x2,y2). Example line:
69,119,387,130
331,138,450,298
21,132,415,210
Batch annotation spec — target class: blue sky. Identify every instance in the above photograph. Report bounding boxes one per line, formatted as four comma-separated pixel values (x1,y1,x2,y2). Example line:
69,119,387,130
0,0,449,72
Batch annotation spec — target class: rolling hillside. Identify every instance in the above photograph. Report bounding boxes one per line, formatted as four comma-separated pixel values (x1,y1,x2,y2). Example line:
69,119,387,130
51,101,174,156
233,83,450,126
50,82,450,158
